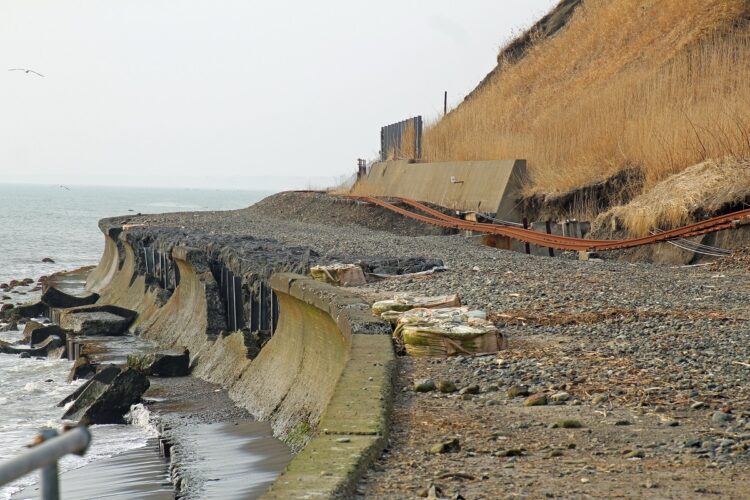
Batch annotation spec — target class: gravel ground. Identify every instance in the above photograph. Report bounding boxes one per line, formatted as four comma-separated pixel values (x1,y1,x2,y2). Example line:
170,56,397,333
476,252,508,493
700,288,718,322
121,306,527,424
128,192,750,499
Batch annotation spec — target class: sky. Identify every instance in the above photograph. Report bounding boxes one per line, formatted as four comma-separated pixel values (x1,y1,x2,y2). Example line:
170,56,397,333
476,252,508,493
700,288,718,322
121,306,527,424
1,1,557,190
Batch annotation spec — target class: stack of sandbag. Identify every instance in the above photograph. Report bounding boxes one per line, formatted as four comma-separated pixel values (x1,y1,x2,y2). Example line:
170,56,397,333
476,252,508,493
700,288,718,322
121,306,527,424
310,263,366,286
393,307,504,357
372,293,461,324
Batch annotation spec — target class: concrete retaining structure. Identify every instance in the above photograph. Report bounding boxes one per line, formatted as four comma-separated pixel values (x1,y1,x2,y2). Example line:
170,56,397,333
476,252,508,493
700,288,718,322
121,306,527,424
352,159,527,220
86,226,395,498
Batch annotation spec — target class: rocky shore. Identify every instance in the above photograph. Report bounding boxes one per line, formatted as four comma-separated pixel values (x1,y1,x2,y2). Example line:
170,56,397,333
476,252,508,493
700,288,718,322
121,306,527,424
118,191,750,499
1,269,290,499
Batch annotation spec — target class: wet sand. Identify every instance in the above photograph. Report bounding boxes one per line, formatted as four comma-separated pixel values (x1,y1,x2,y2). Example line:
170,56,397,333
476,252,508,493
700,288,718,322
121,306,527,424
147,376,292,498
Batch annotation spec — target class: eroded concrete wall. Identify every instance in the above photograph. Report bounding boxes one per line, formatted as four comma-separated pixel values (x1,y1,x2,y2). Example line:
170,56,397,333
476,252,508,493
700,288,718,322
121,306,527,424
85,226,395,498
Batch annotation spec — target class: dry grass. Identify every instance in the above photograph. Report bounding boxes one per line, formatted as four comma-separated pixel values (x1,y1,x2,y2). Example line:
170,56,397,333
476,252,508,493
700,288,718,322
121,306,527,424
594,157,750,236
422,0,750,199
385,120,417,160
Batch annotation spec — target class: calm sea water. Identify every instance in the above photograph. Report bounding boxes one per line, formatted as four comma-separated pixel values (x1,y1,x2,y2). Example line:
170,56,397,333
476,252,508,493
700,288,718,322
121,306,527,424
0,184,269,284
0,184,270,499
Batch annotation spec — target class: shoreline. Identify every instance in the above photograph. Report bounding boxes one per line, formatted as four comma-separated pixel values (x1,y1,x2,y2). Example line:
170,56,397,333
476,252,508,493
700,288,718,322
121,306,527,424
3,265,292,500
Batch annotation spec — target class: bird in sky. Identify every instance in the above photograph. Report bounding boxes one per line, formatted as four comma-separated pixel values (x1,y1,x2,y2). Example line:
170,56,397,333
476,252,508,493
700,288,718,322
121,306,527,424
59,185,70,191
8,68,44,77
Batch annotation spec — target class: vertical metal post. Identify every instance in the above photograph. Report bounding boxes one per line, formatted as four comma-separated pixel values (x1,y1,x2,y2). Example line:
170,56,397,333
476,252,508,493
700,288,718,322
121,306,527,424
229,272,236,331
143,248,149,274
443,91,447,116
233,275,243,330
259,282,266,332
163,255,168,289
522,218,531,255
40,429,60,500
545,221,555,257
271,290,279,333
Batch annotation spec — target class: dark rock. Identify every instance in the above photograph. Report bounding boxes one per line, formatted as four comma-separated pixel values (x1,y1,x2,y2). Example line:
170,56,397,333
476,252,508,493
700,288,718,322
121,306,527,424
624,450,645,459
59,365,121,407
18,352,30,359
21,320,45,342
62,367,149,424
507,385,530,398
127,348,190,377
524,394,548,407
41,257,55,263
430,437,461,454
1,336,64,357
0,320,17,332
712,411,734,424
557,419,583,429
67,356,95,382
1,304,12,312
459,385,480,395
437,380,458,393
15,302,48,319
414,379,436,393
41,287,99,309
30,325,68,346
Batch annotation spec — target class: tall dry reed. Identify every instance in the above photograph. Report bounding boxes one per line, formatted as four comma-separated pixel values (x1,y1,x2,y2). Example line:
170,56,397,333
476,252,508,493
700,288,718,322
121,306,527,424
423,0,750,196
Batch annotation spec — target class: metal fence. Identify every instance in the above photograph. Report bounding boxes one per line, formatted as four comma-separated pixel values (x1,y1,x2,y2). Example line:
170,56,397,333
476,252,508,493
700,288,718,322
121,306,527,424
380,116,423,161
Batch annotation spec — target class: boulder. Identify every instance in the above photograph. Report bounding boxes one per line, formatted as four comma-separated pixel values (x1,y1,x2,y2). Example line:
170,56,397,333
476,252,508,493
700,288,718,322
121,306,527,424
30,325,68,346
62,367,149,424
60,312,130,336
67,356,96,382
127,348,190,377
1,335,64,358
41,287,99,309
15,301,48,319
59,365,120,407
59,305,136,336
41,257,55,263
20,320,45,343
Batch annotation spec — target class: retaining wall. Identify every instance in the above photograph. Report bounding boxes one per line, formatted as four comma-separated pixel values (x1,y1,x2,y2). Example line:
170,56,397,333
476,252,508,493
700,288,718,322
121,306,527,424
352,159,527,220
86,226,395,498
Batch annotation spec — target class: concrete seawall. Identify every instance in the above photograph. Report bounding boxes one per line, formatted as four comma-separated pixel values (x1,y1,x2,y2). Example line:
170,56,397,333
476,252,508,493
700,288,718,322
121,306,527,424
85,224,395,497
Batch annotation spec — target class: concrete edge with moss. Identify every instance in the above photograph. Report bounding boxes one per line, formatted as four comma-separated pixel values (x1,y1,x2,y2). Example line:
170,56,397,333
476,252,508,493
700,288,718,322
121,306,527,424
262,273,395,499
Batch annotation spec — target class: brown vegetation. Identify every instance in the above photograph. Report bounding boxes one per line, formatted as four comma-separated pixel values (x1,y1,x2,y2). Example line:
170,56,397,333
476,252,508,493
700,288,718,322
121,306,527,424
423,0,750,217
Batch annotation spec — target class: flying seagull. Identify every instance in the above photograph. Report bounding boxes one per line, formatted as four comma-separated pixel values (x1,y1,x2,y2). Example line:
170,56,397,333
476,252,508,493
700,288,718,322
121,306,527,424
8,68,44,77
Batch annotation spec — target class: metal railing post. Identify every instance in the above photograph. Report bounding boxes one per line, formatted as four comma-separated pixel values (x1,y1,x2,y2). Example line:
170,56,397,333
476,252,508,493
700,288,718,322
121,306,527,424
40,429,59,500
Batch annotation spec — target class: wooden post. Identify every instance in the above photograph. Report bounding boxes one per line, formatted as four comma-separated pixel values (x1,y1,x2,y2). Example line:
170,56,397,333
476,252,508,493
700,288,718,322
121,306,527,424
545,221,555,257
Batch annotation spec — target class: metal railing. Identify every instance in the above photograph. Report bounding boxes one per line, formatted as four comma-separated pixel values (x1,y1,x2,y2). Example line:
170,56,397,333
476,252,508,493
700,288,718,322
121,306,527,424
0,426,91,500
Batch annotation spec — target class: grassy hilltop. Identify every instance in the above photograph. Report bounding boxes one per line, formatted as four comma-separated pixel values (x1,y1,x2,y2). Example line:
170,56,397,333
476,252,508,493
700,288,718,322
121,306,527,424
423,0,750,234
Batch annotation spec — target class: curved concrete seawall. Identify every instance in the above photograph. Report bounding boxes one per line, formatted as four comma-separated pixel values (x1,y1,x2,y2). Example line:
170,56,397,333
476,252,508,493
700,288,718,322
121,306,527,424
86,224,395,498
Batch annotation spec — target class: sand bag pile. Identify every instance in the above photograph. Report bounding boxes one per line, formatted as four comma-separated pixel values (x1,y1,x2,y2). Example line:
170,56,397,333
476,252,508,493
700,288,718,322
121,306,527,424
393,307,504,357
310,263,366,286
372,293,461,324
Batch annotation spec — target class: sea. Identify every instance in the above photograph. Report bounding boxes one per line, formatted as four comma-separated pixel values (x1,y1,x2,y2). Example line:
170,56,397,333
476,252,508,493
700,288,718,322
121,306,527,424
0,184,270,499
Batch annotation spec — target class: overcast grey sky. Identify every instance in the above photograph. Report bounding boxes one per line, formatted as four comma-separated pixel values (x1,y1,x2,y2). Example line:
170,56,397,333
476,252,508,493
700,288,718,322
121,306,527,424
2,1,556,190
